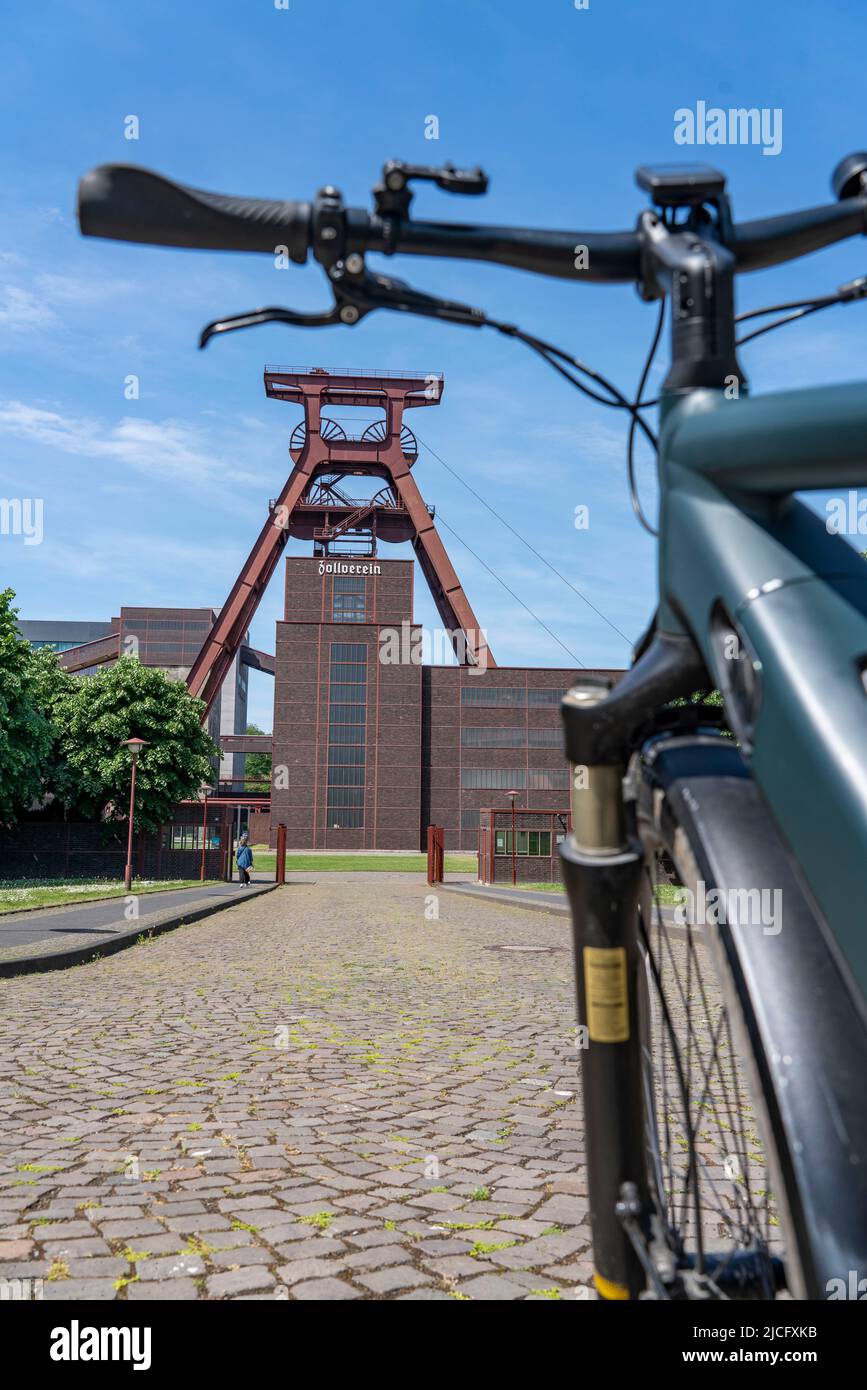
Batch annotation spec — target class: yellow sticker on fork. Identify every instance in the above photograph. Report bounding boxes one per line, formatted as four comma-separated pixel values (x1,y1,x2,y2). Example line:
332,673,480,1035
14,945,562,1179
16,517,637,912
583,946,629,1042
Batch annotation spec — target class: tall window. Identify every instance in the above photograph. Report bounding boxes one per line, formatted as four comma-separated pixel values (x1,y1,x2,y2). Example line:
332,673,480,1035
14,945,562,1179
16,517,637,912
332,576,367,622
326,642,367,828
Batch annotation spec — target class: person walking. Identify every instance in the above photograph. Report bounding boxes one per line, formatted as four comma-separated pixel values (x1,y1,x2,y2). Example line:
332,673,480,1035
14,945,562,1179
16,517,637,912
235,831,253,886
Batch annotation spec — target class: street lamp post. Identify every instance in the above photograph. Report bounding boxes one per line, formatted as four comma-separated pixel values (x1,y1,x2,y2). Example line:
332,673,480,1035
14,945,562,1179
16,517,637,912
122,738,149,891
507,789,518,886
200,786,209,882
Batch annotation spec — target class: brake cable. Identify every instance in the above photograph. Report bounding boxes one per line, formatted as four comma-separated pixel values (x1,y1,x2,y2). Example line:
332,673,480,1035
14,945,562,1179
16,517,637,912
626,301,665,536
735,274,867,345
487,318,658,451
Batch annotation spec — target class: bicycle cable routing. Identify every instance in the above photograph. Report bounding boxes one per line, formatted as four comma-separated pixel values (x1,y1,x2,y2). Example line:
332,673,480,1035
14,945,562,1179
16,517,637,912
198,169,867,542
76,154,867,544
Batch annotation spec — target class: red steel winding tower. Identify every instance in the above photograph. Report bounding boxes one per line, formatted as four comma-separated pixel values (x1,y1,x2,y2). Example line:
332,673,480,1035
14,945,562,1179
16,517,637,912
185,365,495,716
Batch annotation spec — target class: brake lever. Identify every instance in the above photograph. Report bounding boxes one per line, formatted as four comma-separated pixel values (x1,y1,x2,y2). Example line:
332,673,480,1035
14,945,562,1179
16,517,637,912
199,303,341,346
198,261,487,347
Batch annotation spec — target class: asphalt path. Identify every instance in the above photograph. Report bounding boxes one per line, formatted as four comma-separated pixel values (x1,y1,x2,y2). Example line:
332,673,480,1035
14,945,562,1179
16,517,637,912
0,880,267,948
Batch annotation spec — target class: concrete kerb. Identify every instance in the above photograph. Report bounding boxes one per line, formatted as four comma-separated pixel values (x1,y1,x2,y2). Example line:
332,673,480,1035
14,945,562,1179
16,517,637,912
439,881,681,927
438,882,571,917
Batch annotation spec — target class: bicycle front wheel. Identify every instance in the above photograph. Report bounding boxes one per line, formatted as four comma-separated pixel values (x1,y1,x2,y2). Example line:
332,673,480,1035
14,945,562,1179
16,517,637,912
631,732,867,1300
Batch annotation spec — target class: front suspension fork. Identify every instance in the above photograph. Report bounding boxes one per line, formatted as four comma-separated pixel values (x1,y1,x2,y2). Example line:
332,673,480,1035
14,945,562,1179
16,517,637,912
560,737,648,1298
558,634,708,1299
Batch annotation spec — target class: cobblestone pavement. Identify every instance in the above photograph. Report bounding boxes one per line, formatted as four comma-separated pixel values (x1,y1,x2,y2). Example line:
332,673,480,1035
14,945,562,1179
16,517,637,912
0,876,593,1301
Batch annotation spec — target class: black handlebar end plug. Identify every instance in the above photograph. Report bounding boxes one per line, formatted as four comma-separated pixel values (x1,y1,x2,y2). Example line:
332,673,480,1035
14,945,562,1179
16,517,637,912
832,152,867,202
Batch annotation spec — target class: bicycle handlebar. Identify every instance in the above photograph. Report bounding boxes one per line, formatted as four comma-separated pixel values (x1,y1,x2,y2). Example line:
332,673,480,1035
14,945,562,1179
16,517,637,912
77,165,312,261
733,199,867,271
77,159,867,283
76,155,867,390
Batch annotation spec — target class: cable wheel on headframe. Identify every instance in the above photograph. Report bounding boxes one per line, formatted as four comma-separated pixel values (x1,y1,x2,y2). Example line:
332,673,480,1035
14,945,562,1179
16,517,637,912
289,418,347,451
361,419,418,459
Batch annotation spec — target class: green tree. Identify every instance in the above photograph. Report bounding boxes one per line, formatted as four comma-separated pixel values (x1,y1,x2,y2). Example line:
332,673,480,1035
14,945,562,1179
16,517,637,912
0,589,54,822
244,722,272,791
28,645,78,804
55,655,219,832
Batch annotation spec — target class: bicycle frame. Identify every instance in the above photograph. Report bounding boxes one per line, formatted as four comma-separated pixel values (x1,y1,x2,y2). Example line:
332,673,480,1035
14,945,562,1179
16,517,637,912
560,378,867,1299
659,379,867,998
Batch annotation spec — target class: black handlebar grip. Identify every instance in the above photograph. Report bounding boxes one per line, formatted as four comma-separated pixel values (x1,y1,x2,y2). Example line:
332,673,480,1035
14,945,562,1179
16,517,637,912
77,164,311,261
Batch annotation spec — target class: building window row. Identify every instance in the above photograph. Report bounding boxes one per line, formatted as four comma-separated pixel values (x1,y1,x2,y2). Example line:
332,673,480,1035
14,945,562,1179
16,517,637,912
327,765,366,786
461,687,567,708
461,726,563,748
328,702,365,725
494,830,553,856
330,682,367,703
128,641,192,653
460,769,570,790
328,722,366,745
331,641,368,661
326,786,365,811
122,620,209,633
163,824,220,851
328,745,365,766
329,663,367,683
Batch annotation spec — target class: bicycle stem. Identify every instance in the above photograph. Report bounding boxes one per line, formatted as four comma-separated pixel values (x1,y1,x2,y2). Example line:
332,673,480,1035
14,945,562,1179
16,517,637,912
638,212,746,395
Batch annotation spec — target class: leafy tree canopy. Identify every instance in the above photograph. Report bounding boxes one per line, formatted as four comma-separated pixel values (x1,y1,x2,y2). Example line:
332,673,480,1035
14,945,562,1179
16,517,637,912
0,589,54,822
244,722,272,791
55,655,219,832
27,644,78,801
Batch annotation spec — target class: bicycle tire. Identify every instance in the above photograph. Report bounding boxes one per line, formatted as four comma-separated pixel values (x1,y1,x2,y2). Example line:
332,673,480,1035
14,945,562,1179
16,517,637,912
629,731,867,1300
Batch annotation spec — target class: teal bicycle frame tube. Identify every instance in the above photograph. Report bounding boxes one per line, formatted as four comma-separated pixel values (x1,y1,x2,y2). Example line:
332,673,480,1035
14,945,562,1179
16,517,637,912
658,381,867,994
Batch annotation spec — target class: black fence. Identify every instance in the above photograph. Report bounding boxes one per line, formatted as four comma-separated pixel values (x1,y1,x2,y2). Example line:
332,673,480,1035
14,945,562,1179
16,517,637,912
0,820,223,882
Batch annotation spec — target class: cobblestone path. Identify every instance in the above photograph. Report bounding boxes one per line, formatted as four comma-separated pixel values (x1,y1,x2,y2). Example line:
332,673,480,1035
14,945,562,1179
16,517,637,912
0,876,592,1301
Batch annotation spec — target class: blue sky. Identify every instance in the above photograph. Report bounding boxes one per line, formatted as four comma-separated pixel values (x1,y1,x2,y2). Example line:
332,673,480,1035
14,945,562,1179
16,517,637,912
2,0,866,729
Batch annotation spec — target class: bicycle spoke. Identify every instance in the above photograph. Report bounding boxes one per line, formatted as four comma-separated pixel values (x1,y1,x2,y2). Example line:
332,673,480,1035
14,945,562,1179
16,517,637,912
638,850,782,1296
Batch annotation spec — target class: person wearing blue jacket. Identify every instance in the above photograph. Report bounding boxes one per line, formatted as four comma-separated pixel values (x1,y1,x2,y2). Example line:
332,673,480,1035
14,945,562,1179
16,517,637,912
235,832,253,886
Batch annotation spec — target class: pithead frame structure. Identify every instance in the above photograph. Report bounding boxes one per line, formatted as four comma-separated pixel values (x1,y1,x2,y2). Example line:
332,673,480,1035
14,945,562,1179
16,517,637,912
185,366,494,717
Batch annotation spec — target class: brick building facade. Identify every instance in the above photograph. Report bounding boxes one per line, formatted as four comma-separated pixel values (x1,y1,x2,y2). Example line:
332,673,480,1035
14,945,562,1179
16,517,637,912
270,554,618,851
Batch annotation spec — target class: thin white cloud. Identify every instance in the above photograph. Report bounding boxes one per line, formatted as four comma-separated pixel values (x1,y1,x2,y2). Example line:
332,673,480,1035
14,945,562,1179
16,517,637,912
0,258,140,343
524,416,628,463
12,530,240,589
0,400,261,487
0,286,58,332
32,272,138,305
